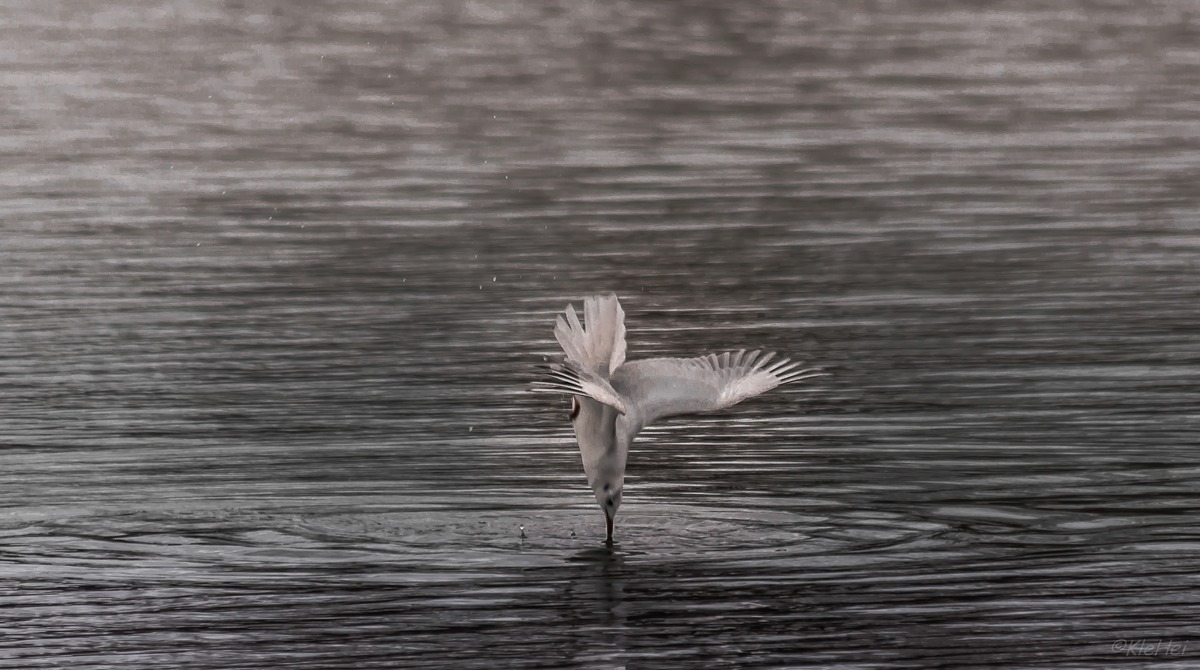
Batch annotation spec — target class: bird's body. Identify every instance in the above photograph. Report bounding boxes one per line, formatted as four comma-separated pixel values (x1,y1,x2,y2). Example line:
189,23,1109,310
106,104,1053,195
532,294,824,542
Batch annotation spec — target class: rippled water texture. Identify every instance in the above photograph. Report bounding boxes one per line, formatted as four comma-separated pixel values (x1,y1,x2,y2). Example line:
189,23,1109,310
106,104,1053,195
3,1,1200,668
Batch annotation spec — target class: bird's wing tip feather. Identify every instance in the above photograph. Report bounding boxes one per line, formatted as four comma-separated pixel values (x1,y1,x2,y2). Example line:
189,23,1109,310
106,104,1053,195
530,358,628,415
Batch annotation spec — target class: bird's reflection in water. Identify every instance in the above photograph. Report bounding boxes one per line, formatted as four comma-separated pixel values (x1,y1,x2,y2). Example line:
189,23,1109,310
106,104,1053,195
560,543,632,665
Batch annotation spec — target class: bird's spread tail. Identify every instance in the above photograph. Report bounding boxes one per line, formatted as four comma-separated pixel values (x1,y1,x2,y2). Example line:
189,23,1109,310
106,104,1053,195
554,293,627,377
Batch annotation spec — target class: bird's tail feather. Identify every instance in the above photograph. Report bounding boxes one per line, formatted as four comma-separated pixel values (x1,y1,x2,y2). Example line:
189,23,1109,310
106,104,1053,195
553,293,627,377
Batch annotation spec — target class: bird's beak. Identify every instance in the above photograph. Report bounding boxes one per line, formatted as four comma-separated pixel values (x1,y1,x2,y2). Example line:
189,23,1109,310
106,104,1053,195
604,510,614,543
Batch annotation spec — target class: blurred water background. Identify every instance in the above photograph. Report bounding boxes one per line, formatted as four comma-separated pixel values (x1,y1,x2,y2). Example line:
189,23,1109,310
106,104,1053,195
3,1,1200,667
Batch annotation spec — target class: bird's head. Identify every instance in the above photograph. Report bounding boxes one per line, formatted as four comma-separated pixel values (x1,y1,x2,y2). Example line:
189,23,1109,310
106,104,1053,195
592,478,623,542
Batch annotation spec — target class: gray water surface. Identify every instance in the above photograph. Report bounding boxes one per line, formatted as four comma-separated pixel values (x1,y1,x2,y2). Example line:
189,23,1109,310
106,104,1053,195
4,1,1200,668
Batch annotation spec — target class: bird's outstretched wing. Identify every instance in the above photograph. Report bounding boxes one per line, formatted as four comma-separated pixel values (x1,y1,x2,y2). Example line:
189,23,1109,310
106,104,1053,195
613,350,825,427
530,361,629,415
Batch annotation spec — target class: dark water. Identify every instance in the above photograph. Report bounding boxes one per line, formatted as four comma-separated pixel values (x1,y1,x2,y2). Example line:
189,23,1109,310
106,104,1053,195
4,1,1200,667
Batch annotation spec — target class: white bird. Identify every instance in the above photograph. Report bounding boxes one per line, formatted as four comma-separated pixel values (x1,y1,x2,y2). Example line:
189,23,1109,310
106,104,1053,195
532,293,825,542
